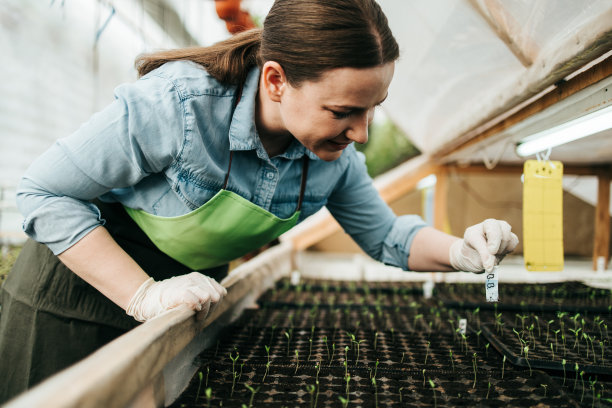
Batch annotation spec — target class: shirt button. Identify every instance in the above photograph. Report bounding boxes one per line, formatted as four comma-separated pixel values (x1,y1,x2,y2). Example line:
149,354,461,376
266,172,274,179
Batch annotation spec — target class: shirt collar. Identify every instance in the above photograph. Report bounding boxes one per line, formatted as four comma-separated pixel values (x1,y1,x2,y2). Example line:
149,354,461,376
228,67,321,162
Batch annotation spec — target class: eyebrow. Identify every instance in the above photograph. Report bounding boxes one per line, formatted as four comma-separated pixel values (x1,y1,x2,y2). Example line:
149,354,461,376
327,93,389,111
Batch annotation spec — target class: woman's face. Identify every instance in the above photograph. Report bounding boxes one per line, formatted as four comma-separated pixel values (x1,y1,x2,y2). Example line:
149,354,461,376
263,62,395,162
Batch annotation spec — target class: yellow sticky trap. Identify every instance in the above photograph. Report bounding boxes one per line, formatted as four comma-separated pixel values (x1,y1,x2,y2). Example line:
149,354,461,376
523,160,564,271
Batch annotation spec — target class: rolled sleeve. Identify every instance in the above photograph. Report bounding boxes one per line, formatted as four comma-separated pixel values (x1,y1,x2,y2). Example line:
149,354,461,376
326,148,427,270
380,214,427,270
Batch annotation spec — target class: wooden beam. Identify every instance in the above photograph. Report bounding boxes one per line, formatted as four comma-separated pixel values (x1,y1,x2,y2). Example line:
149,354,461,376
467,0,537,67
593,173,611,271
434,167,449,231
446,163,612,177
434,55,612,160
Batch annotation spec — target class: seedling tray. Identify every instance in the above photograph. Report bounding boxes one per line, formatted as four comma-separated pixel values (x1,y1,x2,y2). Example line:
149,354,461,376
170,279,611,407
482,323,612,377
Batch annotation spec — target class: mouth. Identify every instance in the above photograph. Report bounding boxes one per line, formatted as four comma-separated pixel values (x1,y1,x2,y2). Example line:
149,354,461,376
327,139,351,151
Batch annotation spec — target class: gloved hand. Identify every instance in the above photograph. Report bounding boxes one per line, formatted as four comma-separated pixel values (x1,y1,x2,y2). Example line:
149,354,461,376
449,219,519,273
126,272,227,322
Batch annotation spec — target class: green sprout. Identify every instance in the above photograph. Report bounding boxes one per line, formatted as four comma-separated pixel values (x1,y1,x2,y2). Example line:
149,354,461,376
502,355,507,379
195,371,204,402
486,381,491,400
372,377,379,408
472,353,478,388
429,379,437,408
294,349,300,374
524,346,532,376
344,374,351,406
205,388,212,408
425,341,431,364
541,383,548,397
244,383,260,408
449,349,455,373
562,359,567,386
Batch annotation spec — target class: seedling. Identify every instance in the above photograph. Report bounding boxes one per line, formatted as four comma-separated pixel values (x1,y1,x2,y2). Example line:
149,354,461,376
308,338,313,361
306,384,316,408
261,361,270,383
422,369,426,387
425,341,430,364
578,370,586,402
399,387,405,403
338,396,348,408
449,349,455,373
205,366,210,388
344,374,351,406
195,371,204,402
294,349,300,374
400,351,405,364
371,377,379,408
550,342,555,360
205,388,212,408
562,359,567,386
541,383,548,397
472,353,478,388
485,343,490,358
574,363,579,391
373,331,379,351
524,346,532,376
545,319,554,343
264,345,271,365
244,383,260,408
429,379,437,408
502,355,506,379
329,343,336,367
238,362,244,382
229,351,239,396
284,329,292,357
486,381,491,400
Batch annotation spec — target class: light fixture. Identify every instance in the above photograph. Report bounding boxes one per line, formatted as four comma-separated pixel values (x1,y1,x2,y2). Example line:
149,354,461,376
515,104,612,157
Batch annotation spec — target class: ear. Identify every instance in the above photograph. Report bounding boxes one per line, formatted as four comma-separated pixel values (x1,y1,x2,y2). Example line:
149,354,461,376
260,61,287,103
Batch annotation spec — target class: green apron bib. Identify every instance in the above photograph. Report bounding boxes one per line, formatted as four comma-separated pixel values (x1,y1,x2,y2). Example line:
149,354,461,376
124,152,309,270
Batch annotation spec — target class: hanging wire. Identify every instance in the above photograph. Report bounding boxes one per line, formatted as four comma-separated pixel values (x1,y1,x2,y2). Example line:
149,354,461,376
94,5,116,45
480,139,512,170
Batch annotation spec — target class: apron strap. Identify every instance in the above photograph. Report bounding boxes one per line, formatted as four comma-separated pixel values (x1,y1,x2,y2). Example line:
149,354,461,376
296,156,309,211
221,84,309,212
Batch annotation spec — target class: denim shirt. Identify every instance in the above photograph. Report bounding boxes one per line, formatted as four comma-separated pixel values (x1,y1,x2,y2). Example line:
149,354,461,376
16,61,426,270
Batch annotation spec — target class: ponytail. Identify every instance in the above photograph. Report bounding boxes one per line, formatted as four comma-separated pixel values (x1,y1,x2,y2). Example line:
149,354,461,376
135,29,262,85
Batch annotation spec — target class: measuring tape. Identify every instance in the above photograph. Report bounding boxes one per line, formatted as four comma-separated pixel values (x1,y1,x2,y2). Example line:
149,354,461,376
486,266,499,302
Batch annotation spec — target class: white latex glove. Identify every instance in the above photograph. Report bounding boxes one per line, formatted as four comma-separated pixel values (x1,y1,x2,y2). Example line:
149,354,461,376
126,272,227,322
449,219,519,274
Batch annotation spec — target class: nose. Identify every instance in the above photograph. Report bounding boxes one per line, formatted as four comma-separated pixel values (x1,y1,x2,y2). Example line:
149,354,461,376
346,109,373,145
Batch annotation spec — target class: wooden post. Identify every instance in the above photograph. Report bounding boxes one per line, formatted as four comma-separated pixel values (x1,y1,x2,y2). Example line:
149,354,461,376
434,167,449,232
593,173,611,271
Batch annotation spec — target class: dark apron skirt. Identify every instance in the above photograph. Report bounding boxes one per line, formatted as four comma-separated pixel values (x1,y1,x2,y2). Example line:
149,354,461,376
0,200,228,403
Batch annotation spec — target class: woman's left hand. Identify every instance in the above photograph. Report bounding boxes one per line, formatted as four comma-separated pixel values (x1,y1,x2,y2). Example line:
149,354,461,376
449,219,519,273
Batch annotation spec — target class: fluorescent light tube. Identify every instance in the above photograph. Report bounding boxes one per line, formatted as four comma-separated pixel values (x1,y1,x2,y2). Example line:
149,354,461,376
515,104,612,157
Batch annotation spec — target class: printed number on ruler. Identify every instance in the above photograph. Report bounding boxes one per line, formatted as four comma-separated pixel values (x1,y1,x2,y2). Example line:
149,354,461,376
486,266,498,302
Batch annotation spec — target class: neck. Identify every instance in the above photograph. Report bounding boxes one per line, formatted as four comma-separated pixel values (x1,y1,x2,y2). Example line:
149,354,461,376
255,79,293,157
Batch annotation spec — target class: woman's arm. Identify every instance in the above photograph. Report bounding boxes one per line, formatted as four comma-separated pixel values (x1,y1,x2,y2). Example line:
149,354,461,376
57,226,149,310
406,227,458,272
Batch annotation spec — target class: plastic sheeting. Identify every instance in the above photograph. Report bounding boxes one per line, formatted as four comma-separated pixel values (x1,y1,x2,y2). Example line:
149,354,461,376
379,0,612,154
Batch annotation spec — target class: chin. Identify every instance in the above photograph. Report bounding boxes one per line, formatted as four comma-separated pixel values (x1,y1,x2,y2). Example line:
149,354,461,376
315,150,344,162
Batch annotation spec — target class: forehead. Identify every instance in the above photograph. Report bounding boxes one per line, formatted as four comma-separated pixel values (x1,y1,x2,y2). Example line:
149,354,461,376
299,63,394,106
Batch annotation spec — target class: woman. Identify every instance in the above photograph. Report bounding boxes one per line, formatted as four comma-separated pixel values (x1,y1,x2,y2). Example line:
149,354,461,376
0,0,518,401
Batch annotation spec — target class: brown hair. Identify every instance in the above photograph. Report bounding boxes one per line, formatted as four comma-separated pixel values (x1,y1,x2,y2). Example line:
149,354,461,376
135,0,399,87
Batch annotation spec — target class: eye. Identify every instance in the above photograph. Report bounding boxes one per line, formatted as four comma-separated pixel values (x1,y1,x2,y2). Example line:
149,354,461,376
331,110,353,119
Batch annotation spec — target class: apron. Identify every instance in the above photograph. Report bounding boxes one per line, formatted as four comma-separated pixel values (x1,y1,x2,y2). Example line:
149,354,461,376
124,151,309,270
0,199,229,403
